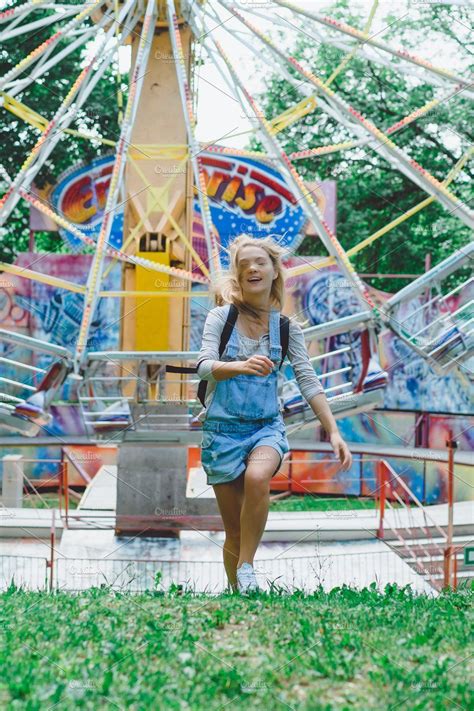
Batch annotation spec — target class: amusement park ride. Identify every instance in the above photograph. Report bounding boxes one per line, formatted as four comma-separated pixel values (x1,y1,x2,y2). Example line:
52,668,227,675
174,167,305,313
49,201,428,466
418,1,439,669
0,1,472,534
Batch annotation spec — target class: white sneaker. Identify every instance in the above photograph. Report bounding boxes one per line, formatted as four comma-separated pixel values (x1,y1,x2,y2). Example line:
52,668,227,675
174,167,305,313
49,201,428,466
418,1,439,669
237,562,259,594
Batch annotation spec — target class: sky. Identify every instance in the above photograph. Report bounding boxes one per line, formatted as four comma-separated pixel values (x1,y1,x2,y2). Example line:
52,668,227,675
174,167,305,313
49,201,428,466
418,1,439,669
107,0,470,151
189,0,471,149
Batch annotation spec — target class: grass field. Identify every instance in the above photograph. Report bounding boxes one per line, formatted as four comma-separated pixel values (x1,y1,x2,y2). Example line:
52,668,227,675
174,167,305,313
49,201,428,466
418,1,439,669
0,583,472,710
22,493,77,510
269,495,404,512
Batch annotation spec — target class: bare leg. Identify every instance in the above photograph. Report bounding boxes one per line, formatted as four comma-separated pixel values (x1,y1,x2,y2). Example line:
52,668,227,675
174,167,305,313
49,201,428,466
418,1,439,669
212,472,245,591
238,446,281,568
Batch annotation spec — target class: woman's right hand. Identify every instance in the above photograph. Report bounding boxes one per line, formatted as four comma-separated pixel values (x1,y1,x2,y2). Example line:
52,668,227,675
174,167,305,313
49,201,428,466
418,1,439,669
235,355,275,377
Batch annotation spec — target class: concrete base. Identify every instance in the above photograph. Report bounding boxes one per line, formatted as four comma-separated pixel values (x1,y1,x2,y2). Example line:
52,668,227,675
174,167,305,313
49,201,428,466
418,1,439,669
0,507,63,538
116,407,219,537
78,465,117,511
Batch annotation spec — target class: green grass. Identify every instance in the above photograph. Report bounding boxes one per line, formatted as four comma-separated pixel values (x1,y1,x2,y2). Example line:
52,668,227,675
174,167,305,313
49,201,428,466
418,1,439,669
0,583,472,710
22,493,78,510
269,496,405,512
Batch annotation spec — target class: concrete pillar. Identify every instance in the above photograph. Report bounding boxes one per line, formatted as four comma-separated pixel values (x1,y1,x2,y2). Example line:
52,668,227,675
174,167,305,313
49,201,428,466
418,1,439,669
115,405,220,538
2,454,24,508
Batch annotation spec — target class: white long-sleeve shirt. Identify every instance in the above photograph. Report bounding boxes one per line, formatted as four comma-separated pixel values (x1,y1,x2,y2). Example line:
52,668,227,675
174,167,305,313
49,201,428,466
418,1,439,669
196,305,324,421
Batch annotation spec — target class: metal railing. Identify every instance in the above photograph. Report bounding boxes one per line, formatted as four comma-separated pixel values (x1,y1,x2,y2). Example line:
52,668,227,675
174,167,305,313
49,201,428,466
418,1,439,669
2,442,471,528
0,548,429,595
384,245,473,372
0,329,71,436
376,459,445,589
375,436,465,591
0,555,48,591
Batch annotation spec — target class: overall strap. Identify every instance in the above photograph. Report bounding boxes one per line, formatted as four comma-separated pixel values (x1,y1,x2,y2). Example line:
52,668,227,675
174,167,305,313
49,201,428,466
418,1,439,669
269,308,282,363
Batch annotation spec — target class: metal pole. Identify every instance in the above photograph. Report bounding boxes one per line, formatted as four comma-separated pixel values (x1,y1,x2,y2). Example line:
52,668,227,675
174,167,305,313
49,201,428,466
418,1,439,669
445,429,457,589
58,460,63,518
64,459,69,529
49,509,55,592
377,460,386,539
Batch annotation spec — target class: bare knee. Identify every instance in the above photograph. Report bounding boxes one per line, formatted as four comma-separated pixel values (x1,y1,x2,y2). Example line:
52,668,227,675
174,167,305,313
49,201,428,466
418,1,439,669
244,468,271,494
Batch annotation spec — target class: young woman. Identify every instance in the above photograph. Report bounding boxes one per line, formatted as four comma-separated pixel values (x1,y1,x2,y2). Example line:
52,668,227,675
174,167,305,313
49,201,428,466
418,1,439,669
197,235,353,594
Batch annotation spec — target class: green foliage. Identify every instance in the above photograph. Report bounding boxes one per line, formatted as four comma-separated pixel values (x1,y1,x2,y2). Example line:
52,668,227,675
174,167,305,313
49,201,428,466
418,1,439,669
22,493,78,510
0,1,126,262
0,584,472,708
249,0,473,293
270,494,406,512
1,0,472,293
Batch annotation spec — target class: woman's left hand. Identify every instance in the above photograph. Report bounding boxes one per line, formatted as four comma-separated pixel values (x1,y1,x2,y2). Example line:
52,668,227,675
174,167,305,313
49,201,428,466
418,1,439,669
329,431,353,471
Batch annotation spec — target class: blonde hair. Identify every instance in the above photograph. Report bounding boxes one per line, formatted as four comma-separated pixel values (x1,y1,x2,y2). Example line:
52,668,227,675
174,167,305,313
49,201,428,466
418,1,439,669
210,234,289,320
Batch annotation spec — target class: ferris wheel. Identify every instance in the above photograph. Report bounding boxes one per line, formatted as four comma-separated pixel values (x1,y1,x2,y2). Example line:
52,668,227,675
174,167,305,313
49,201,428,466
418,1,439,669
0,0,472,436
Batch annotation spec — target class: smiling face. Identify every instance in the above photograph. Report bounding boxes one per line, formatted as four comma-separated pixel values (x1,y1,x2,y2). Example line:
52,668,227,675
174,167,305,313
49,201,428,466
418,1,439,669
237,245,277,303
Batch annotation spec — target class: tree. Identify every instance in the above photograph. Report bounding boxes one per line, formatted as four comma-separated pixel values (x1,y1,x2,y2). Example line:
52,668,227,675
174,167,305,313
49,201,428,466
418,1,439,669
0,0,127,262
248,0,473,292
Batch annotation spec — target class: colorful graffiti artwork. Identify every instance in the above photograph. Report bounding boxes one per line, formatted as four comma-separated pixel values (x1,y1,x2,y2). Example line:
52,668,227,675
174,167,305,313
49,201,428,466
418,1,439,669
0,254,121,425
278,256,473,416
51,155,124,250
11,254,121,354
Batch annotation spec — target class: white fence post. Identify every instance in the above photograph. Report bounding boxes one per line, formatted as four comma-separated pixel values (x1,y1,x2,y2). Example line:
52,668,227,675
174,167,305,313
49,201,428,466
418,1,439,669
2,454,24,508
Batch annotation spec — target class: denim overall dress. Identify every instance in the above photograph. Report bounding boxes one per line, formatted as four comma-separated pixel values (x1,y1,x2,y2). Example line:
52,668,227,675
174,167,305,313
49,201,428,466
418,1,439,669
200,307,290,485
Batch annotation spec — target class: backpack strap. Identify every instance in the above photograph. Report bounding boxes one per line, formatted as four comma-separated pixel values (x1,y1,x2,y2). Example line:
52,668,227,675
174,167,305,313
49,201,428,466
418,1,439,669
196,303,238,407
166,304,239,373
219,303,239,357
165,365,197,373
279,314,290,370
